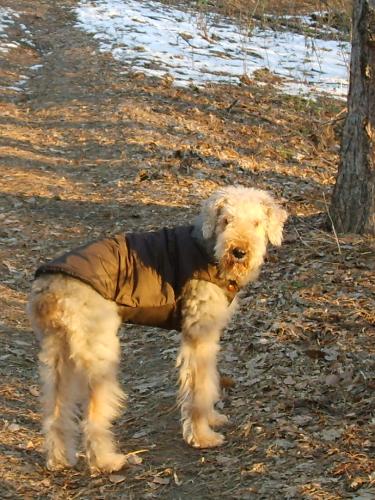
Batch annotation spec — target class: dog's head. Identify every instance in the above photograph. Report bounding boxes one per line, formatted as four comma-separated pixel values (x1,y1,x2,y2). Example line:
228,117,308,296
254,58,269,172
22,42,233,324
200,186,287,286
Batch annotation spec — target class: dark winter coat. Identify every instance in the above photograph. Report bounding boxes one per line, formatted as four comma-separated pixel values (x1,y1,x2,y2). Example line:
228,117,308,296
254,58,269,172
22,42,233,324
35,226,238,331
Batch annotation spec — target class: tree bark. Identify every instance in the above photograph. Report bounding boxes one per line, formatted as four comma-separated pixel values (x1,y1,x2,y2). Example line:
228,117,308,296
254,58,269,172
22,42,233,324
330,0,375,235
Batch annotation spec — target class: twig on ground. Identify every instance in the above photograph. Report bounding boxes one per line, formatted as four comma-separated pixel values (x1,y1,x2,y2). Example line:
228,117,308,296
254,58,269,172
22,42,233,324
318,107,347,126
293,224,314,249
323,192,342,255
226,98,239,113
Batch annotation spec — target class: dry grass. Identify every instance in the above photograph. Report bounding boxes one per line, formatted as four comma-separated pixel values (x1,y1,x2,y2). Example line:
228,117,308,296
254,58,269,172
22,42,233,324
165,0,352,36
0,0,374,498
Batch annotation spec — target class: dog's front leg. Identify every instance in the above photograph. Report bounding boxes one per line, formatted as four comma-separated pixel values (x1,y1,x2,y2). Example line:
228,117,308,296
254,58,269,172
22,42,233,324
177,281,230,448
177,330,227,448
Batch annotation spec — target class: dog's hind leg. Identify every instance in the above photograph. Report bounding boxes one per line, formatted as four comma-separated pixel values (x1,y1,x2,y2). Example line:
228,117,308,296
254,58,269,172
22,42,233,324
29,276,126,473
38,332,82,470
68,296,127,473
28,281,82,470
83,369,126,473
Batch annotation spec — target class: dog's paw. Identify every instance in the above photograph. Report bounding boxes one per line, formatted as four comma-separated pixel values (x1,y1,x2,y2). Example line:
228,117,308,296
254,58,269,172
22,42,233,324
191,430,225,449
90,452,128,473
208,410,229,428
46,455,76,471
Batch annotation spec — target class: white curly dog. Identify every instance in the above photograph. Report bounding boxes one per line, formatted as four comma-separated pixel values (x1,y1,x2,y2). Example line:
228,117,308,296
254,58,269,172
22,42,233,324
28,185,287,473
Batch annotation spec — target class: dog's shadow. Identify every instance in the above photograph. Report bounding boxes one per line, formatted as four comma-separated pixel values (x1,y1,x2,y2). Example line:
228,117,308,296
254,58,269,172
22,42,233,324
117,325,187,453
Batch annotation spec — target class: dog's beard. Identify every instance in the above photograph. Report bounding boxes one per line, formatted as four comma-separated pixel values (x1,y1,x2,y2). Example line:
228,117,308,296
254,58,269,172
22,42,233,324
218,255,261,286
215,232,267,287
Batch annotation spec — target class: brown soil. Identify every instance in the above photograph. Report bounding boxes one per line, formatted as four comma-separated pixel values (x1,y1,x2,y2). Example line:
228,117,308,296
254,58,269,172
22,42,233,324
0,1,373,499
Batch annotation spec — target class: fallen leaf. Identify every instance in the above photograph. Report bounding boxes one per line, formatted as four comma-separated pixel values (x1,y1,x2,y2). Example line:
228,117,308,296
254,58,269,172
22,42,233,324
243,462,268,474
109,474,126,484
153,476,170,485
8,423,21,432
346,476,367,492
322,348,339,361
173,471,182,486
305,348,325,360
325,374,340,386
274,439,296,450
284,376,295,385
126,453,143,465
232,398,246,407
220,375,236,389
29,385,40,397
292,415,312,426
216,455,239,466
3,260,17,272
320,428,343,441
132,429,150,439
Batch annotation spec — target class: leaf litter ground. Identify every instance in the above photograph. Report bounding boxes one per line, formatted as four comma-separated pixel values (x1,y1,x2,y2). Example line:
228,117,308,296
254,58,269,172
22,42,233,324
0,0,374,498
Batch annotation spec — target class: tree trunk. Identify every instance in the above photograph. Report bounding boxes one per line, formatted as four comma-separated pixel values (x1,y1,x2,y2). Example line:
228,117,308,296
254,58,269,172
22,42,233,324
330,0,375,235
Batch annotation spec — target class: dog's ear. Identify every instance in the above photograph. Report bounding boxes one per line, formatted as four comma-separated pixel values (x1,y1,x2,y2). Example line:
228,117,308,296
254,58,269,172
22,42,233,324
201,191,228,239
264,200,288,246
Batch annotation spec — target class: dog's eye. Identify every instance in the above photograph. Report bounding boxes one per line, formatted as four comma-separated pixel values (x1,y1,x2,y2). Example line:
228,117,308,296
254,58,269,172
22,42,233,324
254,220,260,228
232,248,247,260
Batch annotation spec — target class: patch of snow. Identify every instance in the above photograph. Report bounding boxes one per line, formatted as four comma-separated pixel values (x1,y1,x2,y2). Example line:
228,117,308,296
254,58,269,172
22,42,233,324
0,8,35,52
0,8,40,92
75,0,350,98
0,7,19,53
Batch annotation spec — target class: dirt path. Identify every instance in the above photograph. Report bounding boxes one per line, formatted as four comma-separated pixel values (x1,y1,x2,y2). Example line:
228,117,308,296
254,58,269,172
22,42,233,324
0,1,374,498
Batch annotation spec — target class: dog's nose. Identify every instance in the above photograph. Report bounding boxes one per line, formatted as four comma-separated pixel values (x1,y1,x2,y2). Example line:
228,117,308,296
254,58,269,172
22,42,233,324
232,248,247,260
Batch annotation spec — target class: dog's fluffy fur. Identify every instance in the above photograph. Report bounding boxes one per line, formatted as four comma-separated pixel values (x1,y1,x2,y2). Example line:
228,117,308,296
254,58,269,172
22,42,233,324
27,186,287,473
